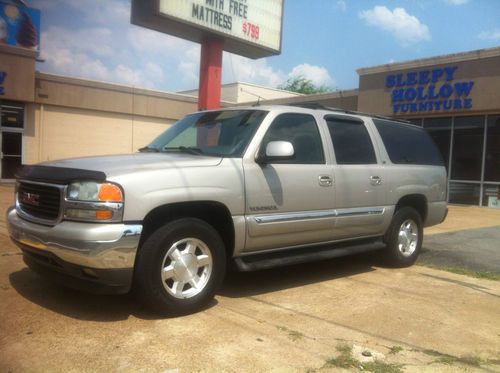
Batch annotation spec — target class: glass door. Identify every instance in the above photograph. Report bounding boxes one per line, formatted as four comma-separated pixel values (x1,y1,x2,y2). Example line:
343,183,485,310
0,100,25,180
1,131,22,179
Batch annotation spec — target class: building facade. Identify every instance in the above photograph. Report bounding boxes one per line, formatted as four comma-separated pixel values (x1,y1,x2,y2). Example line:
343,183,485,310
356,48,500,209
1,43,499,208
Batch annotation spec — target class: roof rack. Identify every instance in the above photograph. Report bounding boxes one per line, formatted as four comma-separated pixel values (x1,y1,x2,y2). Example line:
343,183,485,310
284,103,413,125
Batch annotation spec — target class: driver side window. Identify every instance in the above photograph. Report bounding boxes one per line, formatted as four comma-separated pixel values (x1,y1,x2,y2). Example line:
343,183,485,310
261,113,325,164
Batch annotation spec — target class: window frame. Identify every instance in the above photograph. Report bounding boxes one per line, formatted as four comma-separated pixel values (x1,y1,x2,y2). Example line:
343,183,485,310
258,112,326,165
373,118,445,167
324,115,378,165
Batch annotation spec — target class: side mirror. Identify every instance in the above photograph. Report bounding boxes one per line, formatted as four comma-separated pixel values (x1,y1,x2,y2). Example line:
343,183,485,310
256,141,294,164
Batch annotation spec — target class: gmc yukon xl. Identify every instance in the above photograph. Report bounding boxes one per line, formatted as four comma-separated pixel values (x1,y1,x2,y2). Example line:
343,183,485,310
7,105,447,314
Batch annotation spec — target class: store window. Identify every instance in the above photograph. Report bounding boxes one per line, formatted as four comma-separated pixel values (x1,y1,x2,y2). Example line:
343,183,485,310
485,115,500,182
482,184,500,209
450,116,484,181
423,117,452,172
449,182,480,205
0,100,24,128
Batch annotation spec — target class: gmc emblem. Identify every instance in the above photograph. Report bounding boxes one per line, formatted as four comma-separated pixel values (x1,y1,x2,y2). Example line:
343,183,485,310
21,192,40,207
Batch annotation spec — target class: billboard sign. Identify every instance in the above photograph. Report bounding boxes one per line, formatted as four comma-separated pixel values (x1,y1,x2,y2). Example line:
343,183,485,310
0,1,40,51
131,0,284,59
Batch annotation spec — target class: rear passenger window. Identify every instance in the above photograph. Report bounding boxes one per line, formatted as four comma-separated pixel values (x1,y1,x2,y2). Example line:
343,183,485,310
326,117,377,164
373,119,444,166
261,113,325,164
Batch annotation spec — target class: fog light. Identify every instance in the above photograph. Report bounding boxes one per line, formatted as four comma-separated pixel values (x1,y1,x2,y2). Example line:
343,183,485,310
96,210,113,220
66,209,113,220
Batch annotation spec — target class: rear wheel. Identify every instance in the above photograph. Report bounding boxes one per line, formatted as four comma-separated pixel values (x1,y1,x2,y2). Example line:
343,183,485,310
134,218,226,315
383,207,423,267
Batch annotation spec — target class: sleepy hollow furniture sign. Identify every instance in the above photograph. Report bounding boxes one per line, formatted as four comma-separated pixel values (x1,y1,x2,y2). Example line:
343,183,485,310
387,66,475,115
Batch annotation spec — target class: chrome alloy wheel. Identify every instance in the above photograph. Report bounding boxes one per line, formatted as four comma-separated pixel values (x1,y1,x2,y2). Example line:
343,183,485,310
397,219,419,257
160,238,213,299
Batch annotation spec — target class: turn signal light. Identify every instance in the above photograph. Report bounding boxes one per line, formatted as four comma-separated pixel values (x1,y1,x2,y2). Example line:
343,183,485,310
98,183,123,202
96,210,113,220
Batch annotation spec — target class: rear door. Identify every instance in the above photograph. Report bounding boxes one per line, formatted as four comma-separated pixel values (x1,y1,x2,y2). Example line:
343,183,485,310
324,115,388,239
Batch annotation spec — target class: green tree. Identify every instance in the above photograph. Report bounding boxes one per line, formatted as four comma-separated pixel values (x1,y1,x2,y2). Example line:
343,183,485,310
277,76,331,94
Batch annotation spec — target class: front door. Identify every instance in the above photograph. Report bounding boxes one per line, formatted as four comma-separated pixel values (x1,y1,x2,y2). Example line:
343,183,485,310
0,100,24,180
243,112,335,252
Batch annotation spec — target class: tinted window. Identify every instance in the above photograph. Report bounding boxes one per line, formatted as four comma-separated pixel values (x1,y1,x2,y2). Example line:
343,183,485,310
326,117,376,165
261,113,324,164
374,119,444,166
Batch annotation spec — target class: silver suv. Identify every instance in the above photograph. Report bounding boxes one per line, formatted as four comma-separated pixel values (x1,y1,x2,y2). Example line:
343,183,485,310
7,105,447,315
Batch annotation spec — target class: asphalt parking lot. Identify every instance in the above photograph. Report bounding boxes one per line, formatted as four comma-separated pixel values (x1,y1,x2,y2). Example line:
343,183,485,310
0,185,499,372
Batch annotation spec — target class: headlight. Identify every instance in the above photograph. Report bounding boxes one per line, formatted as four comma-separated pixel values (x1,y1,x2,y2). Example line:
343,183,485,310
65,181,124,222
67,182,123,202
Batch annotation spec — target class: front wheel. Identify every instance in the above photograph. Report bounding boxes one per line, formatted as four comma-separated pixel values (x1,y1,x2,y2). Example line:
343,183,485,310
134,218,226,315
383,207,423,267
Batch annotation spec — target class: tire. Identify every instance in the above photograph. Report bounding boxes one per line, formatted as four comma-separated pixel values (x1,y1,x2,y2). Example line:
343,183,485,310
383,207,423,267
134,218,226,316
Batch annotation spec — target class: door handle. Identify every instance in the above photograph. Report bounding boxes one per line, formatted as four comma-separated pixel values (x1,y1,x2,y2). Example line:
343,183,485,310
370,176,382,185
319,175,333,187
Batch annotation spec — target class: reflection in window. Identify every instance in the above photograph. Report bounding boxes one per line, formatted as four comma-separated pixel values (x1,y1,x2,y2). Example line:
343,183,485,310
482,184,500,209
485,115,500,182
423,117,452,172
451,116,484,181
449,182,480,205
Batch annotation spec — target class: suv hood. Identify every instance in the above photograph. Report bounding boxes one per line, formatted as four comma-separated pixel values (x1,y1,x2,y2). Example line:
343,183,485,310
39,153,223,178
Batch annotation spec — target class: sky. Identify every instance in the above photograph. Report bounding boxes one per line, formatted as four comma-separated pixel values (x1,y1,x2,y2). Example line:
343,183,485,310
29,0,500,94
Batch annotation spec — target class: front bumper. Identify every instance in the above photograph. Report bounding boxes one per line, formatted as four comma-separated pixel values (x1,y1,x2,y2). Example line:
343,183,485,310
6,207,142,293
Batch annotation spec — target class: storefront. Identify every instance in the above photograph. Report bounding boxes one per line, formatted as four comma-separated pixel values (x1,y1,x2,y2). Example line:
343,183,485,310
356,48,500,209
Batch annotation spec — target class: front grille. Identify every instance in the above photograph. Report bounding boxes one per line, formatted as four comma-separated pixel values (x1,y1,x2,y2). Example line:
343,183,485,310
17,182,61,221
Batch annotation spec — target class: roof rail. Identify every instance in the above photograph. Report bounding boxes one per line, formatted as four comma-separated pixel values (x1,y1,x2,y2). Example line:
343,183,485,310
283,103,413,125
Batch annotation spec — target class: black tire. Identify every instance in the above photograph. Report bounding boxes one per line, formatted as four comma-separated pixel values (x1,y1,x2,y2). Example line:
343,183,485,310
383,207,423,267
134,218,226,316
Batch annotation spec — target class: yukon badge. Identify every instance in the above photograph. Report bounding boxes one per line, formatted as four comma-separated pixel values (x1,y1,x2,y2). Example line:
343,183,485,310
21,192,40,206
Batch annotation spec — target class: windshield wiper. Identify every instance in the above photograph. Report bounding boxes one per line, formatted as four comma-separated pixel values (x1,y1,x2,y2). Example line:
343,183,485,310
163,146,205,155
138,146,159,152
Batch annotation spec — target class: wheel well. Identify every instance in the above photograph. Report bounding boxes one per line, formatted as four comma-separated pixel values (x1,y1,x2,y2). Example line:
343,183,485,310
395,194,428,223
138,201,235,258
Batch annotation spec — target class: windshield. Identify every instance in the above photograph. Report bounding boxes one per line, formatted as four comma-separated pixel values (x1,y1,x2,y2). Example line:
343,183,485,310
142,110,268,157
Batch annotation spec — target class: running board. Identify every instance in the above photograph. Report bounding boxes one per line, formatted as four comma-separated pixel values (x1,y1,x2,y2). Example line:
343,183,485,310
234,238,386,272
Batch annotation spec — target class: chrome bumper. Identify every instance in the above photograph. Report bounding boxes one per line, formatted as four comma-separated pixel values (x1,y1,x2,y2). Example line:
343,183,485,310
6,207,142,270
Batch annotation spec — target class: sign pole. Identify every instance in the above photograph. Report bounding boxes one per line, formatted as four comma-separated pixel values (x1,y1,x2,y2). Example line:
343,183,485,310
198,38,224,111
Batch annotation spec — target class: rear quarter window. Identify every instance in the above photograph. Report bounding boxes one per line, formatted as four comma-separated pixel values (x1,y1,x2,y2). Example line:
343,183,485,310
373,119,444,166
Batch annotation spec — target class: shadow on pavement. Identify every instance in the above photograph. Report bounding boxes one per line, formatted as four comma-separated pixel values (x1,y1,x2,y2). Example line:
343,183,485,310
9,252,381,321
220,252,379,298
9,268,218,322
